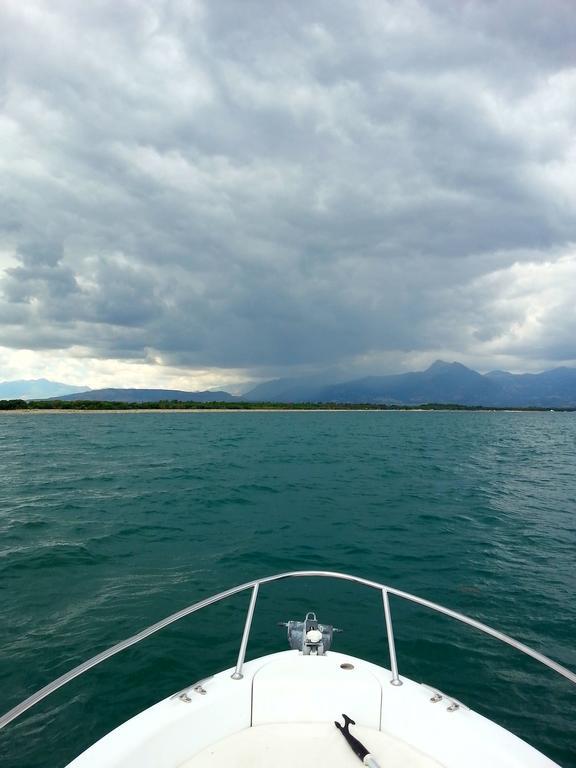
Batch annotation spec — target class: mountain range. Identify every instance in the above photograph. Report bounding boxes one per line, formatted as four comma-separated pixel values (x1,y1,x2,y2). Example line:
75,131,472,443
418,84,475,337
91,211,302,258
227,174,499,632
2,361,576,406
52,388,240,403
242,361,576,407
0,379,90,400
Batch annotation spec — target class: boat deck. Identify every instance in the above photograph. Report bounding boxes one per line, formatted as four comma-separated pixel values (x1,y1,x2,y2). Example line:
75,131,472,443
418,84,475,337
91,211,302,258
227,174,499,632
183,722,444,767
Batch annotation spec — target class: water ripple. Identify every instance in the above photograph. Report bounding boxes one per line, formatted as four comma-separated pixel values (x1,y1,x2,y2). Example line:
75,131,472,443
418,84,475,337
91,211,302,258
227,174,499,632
0,412,575,768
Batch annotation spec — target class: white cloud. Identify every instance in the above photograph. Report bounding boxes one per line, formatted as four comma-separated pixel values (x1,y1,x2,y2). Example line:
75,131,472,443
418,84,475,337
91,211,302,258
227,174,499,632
0,345,254,391
425,247,576,371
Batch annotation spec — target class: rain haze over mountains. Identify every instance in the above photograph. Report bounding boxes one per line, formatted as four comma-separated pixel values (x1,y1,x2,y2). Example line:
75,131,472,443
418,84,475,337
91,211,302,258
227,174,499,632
2,1,576,392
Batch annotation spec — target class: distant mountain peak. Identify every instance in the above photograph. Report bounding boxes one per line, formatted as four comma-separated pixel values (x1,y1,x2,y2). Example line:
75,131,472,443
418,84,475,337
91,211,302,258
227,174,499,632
426,360,471,373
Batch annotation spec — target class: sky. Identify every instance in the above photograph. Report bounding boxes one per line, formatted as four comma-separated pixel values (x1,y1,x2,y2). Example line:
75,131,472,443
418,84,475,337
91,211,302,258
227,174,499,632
1,0,576,391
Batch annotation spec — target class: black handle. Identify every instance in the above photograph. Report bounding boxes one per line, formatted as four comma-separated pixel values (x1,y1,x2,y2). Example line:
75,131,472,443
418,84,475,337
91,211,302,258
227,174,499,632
334,714,369,761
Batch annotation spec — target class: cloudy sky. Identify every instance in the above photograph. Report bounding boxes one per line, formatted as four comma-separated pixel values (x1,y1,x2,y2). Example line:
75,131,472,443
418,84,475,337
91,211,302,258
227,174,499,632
1,0,576,390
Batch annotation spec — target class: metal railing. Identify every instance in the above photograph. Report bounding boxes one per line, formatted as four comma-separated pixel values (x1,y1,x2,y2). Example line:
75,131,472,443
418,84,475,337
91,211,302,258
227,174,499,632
1,570,575,731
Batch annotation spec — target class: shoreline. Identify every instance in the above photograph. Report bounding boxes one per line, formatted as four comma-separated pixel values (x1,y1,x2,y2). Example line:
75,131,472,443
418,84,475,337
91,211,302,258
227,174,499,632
0,407,561,414
1,408,428,414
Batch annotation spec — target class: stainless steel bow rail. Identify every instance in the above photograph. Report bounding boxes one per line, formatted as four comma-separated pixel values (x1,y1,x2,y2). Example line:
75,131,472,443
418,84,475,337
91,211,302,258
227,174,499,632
1,570,575,730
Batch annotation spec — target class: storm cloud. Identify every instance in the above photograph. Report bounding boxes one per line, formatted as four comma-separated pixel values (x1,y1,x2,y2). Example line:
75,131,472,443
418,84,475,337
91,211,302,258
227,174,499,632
1,0,576,386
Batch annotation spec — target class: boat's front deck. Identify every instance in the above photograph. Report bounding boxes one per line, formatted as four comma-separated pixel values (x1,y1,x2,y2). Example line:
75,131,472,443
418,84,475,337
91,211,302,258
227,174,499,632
66,650,560,768
183,722,444,767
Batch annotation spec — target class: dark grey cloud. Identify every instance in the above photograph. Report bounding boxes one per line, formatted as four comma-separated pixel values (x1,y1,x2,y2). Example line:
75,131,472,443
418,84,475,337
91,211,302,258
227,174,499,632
1,0,576,382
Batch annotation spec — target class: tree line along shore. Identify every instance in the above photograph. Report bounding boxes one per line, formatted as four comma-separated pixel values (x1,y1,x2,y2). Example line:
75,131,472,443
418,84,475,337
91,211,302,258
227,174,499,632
0,399,573,412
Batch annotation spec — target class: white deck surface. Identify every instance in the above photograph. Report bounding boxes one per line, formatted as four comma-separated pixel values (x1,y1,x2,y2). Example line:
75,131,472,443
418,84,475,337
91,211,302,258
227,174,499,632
65,650,561,768
184,722,445,767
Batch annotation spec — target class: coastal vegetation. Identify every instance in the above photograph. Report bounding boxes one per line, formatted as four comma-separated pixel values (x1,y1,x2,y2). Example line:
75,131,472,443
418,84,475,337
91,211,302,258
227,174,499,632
0,399,573,412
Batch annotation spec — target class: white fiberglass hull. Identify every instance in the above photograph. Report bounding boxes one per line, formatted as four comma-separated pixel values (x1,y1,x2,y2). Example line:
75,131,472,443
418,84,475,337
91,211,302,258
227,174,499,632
66,649,559,768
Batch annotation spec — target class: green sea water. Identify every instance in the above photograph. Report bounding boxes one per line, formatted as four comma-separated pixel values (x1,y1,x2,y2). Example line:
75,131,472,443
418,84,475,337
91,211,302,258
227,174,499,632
0,411,575,767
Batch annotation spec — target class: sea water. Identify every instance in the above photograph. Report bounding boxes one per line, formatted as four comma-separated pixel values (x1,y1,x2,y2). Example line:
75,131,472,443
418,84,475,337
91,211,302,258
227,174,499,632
0,411,575,767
